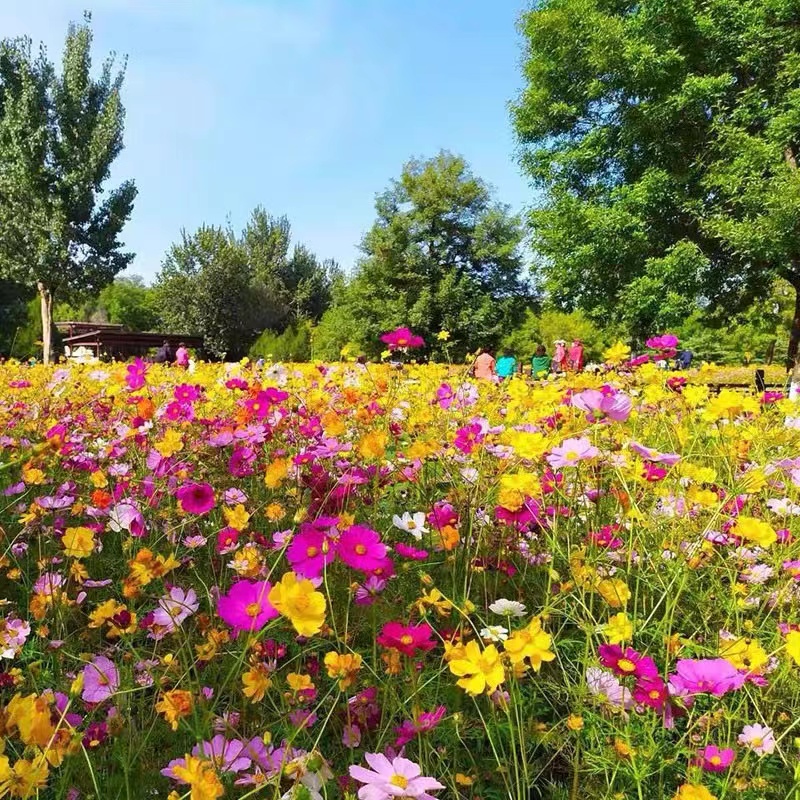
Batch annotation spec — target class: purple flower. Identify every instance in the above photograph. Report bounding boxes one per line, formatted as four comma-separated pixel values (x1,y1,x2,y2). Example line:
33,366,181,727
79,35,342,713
176,482,216,515
669,658,745,697
191,735,252,773
81,656,119,703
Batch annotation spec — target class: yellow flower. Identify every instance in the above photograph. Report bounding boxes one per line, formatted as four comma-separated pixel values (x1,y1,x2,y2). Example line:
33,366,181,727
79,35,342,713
597,578,631,608
155,689,193,731
497,471,540,511
61,527,94,559
323,651,363,689
786,631,800,665
437,330,450,341
21,465,45,485
155,427,184,458
673,784,717,800
5,693,55,747
223,503,250,531
0,753,49,799
719,637,768,673
171,755,224,800
503,617,555,670
566,714,584,731
242,664,272,703
603,612,633,644
89,470,108,489
268,572,327,637
730,516,776,548
414,588,453,617
358,431,388,460
264,458,290,489
448,640,505,695
603,341,631,365
286,673,314,693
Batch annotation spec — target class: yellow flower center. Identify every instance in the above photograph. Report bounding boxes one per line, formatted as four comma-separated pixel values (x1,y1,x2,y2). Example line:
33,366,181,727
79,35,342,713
709,755,722,765
565,450,578,460
400,634,414,645
649,689,660,700
752,736,763,747
293,594,310,612
306,546,319,557
390,774,409,789
355,544,367,555
617,658,636,672
245,602,261,618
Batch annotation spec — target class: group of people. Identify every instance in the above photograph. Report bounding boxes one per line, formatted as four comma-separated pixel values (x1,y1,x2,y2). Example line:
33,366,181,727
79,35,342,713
153,340,190,368
472,339,584,381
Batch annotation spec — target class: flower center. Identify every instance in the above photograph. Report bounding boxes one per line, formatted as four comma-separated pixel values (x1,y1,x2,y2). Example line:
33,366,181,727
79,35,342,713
617,658,636,673
709,755,722,765
400,634,414,645
245,602,261,618
355,544,367,555
293,594,310,611
390,774,409,789
306,546,319,557
407,520,416,529
648,689,660,700
565,450,578,460
752,736,763,747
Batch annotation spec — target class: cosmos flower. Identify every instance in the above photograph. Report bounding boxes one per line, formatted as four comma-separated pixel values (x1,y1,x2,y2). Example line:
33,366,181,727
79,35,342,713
176,482,216,515
81,656,119,704
217,580,278,632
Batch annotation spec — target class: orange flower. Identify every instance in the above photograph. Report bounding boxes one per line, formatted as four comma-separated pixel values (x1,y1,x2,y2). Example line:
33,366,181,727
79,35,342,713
155,689,193,731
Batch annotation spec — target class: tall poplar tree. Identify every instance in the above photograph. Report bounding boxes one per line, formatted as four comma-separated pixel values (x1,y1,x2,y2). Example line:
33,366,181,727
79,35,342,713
0,14,136,363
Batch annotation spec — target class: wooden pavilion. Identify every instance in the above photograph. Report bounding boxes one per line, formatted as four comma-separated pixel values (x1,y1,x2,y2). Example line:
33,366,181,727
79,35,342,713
55,322,203,361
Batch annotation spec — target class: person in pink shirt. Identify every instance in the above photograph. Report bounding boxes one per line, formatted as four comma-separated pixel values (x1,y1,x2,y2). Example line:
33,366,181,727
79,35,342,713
472,349,496,380
568,339,584,372
175,342,190,368
552,340,567,373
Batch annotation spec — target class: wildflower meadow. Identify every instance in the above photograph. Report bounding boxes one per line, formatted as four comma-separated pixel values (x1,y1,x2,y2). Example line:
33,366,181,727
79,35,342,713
2,333,800,800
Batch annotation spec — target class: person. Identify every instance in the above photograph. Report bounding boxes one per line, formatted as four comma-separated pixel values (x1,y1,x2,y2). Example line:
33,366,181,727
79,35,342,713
153,340,171,364
472,349,496,381
531,345,551,380
675,349,693,370
496,351,517,380
175,342,189,368
552,340,567,373
567,339,584,372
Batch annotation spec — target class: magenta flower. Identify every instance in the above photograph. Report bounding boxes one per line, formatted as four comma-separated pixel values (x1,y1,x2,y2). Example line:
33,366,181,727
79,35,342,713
82,655,119,703
632,676,668,710
176,482,216,515
380,327,425,351
286,526,336,578
125,358,147,390
669,658,745,697
217,580,278,632
453,423,485,454
646,334,679,350
394,706,447,747
377,622,436,656
354,576,387,605
692,744,735,772
598,645,658,679
349,753,444,800
546,437,600,469
395,543,429,561
338,525,388,572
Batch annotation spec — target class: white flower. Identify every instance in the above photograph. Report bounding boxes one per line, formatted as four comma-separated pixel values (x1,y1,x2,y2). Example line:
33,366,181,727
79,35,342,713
392,512,428,540
489,599,527,617
480,625,509,642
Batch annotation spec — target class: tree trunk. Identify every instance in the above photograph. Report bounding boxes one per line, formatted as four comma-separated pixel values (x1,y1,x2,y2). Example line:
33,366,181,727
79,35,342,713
37,282,53,365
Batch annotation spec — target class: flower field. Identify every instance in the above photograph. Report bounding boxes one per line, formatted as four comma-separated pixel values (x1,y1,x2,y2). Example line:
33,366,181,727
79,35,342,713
2,351,800,800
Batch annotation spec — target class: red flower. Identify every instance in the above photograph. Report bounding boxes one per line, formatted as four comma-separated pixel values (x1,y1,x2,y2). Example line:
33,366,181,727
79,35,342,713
377,622,436,656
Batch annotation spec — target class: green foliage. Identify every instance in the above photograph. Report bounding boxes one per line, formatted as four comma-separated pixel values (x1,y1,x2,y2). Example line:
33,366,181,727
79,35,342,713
326,152,531,360
512,0,800,353
154,208,336,360
0,14,136,361
502,308,609,364
12,297,63,360
249,323,312,362
0,279,31,356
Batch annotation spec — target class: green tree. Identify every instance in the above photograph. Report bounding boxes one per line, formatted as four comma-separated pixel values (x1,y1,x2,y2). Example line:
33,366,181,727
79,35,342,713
329,152,530,360
512,0,800,357
0,279,31,357
0,15,136,363
96,275,160,331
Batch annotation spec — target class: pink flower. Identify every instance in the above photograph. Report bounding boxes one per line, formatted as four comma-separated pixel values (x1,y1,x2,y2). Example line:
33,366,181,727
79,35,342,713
546,437,600,469
349,753,444,800
632,676,668,710
453,423,485,454
176,482,216,515
338,526,388,572
572,389,632,422
82,656,119,703
217,580,278,632
125,358,147,390
669,658,744,697
692,744,735,772
380,327,425,351
377,622,436,656
646,334,679,350
598,645,658,679
738,723,775,756
153,586,199,631
628,441,681,466
286,527,336,578
394,706,447,747
395,543,429,560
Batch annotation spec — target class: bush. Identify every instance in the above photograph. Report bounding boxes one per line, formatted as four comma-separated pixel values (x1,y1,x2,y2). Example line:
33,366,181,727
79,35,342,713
249,323,312,362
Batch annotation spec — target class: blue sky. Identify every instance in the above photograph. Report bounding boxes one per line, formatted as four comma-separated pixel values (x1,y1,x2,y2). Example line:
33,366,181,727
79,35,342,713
0,0,532,281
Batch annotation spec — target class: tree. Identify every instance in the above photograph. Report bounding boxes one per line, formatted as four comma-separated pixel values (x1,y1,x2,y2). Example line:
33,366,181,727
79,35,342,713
0,15,137,363
154,209,336,359
96,275,160,331
328,152,530,360
511,0,800,357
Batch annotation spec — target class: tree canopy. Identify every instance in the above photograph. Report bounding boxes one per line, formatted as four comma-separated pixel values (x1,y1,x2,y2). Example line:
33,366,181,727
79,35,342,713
0,14,136,362
512,0,800,358
316,152,532,360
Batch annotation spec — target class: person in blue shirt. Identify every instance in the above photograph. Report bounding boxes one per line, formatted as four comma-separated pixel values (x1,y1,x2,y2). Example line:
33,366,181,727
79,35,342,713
496,351,517,380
